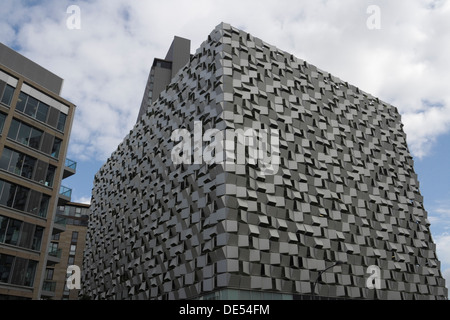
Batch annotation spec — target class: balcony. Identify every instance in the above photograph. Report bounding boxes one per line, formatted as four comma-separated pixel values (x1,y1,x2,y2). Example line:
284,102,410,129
63,158,77,179
41,280,57,298
47,248,62,265
52,215,67,235
58,185,72,205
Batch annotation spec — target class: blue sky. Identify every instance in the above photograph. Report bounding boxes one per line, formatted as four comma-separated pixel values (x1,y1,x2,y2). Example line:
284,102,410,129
1,0,449,294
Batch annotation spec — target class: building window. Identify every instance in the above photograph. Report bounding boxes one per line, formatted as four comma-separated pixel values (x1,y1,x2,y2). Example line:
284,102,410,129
0,215,44,251
12,185,28,211
0,149,58,188
17,122,32,145
0,215,8,243
7,119,44,152
21,155,37,180
0,254,14,283
29,128,43,149
63,286,70,296
38,194,50,217
57,113,67,132
15,92,28,112
0,179,50,218
71,231,79,244
0,112,6,134
24,96,39,118
51,138,62,158
4,219,22,246
31,226,44,251
36,103,49,123
45,165,56,187
6,119,64,158
45,268,54,280
48,242,58,253
24,260,37,287
0,254,38,287
69,244,76,256
0,148,37,181
14,90,67,132
0,180,30,213
0,84,15,106
0,180,16,207
68,256,75,265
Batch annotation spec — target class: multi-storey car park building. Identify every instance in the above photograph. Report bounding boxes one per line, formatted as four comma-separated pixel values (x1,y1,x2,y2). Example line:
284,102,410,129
0,43,76,300
82,23,448,300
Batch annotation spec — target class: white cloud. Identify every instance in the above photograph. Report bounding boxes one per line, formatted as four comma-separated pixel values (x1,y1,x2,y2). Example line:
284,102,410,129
73,196,92,205
1,0,450,162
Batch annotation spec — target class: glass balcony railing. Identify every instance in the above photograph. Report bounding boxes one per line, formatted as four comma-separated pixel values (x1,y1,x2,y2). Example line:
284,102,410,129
48,248,62,258
65,158,77,171
60,185,72,198
54,216,67,226
42,280,57,293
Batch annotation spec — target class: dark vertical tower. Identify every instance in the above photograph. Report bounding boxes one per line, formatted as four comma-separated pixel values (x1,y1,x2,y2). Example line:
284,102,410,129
136,36,191,122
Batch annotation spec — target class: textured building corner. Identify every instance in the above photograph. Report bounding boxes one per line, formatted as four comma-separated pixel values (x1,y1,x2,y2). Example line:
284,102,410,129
82,23,448,300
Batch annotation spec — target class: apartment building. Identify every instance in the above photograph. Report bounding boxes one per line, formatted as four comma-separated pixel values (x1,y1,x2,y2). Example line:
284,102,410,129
0,43,76,300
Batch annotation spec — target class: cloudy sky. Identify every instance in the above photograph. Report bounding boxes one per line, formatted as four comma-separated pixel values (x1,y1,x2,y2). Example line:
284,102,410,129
1,0,449,294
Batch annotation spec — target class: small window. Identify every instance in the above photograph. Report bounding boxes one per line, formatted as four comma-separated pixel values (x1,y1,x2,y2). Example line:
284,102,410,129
45,268,54,281
1,85,15,106
17,123,31,145
5,219,22,246
15,92,28,112
0,254,14,283
51,138,62,158
0,113,6,134
48,242,58,252
29,128,43,150
38,194,50,218
7,119,20,140
21,156,36,180
12,185,29,211
0,215,8,243
0,148,12,171
36,103,49,123
57,113,67,132
24,96,39,118
8,151,21,175
71,231,79,243
24,260,37,287
44,165,56,187
31,226,44,251
0,182,16,208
